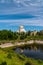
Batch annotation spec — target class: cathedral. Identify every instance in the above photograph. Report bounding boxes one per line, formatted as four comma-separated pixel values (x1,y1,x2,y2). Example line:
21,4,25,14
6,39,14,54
17,25,26,33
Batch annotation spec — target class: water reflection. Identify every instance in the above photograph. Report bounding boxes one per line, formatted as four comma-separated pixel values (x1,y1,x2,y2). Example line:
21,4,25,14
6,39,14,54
15,48,43,60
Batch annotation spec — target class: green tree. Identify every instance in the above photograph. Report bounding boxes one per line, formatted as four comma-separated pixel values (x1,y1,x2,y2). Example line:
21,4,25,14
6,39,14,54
20,32,27,40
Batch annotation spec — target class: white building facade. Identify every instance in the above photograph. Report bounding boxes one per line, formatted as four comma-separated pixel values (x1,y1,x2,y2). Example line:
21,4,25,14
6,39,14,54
17,25,26,33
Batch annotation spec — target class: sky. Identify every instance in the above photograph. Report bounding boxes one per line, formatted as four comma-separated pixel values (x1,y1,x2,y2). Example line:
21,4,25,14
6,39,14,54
0,0,43,31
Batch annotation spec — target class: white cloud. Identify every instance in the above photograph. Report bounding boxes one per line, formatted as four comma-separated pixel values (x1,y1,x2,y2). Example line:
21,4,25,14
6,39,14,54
0,19,43,26
0,0,43,27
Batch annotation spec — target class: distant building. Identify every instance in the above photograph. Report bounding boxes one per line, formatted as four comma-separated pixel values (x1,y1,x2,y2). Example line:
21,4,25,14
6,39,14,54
17,25,26,33
30,30,37,36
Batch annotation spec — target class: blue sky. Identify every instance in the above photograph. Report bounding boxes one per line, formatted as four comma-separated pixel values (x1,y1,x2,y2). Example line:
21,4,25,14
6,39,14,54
0,0,43,31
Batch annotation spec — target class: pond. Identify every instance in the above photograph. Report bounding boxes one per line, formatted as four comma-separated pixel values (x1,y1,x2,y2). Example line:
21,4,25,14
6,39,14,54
14,46,43,60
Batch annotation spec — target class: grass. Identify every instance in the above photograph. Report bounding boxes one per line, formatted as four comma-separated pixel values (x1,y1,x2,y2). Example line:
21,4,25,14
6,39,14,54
0,48,43,65
27,36,43,40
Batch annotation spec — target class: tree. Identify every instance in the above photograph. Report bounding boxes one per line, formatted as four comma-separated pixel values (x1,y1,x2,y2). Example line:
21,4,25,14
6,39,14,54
20,32,27,40
14,32,18,40
27,31,31,36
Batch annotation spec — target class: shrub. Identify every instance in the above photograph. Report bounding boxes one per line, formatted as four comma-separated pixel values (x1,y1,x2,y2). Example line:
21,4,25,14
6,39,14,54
7,53,12,59
38,59,43,63
25,61,34,65
0,61,7,65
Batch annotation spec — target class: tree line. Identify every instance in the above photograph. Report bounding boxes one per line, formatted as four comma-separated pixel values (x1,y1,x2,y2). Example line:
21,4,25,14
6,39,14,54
0,30,43,40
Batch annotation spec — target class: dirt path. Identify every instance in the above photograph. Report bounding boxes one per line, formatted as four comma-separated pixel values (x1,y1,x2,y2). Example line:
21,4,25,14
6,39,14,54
0,40,43,48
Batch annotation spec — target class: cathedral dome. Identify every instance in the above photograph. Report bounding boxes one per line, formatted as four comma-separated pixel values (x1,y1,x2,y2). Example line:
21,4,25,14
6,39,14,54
17,25,26,33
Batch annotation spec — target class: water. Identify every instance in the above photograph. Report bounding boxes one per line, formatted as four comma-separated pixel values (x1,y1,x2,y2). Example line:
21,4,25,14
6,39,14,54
15,48,43,60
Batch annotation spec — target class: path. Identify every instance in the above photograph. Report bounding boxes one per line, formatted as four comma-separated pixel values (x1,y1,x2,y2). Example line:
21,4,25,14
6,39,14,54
0,40,43,48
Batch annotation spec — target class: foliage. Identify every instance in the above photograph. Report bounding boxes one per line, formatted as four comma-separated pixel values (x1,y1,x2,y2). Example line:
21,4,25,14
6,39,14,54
0,30,18,40
0,30,43,41
0,61,7,65
7,53,12,59
25,62,32,65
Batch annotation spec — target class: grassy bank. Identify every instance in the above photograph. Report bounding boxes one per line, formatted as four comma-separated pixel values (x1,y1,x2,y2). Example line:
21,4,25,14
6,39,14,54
0,48,43,65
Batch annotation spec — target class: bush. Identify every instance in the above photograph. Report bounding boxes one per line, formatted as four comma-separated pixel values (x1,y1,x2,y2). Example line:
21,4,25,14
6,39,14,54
38,59,43,63
17,54,25,60
25,61,34,65
7,53,12,59
0,61,7,65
